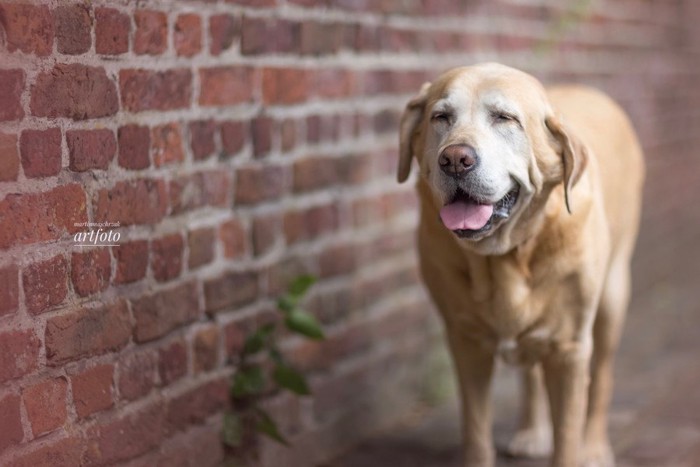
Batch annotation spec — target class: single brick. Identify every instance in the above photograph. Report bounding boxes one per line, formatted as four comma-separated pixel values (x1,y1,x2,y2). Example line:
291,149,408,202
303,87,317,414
118,350,157,401
120,69,192,112
209,14,239,56
0,132,19,181
0,329,40,383
8,436,83,467
189,120,216,160
241,16,299,55
67,129,116,172
71,364,114,418
31,64,119,120
193,326,219,374
23,377,68,436
280,118,297,152
251,115,273,158
84,402,164,465
0,184,87,249
301,20,342,56
284,203,338,244
132,281,200,342
20,128,62,178
220,219,247,259
94,178,168,226
252,213,281,256
165,379,227,435
55,4,92,54
293,156,340,193
319,243,356,277
199,66,255,106
0,265,19,316
95,7,130,55
0,394,23,451
134,10,167,55
174,14,202,57
0,3,53,56
188,227,215,269
220,120,247,157
169,171,229,214
152,123,184,167
71,249,111,297
113,240,149,284
118,125,151,170
151,233,184,282
45,300,131,365
262,67,308,104
234,165,288,205
0,69,25,122
204,271,258,313
158,339,187,385
312,68,355,99
23,255,68,315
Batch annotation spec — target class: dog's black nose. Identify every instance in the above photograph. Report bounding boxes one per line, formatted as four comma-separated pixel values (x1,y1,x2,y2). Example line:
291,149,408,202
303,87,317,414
438,144,478,177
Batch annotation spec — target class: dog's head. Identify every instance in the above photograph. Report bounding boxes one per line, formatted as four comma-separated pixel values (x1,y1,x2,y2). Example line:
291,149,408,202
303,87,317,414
399,63,587,254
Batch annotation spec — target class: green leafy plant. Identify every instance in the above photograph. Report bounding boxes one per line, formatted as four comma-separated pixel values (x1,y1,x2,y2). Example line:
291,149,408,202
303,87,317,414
223,275,323,452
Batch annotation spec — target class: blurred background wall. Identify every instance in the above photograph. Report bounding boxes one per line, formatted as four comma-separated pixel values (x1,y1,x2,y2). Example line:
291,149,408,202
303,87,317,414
0,0,699,465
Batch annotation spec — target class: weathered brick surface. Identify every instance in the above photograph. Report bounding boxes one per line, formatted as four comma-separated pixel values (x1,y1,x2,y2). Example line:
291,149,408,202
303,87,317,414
132,281,200,342
20,128,62,178
0,69,24,122
2,1,699,466
0,265,19,316
23,255,68,315
151,233,184,282
94,178,167,225
0,3,53,56
71,249,111,297
55,4,92,55
67,129,116,172
45,301,131,365
113,240,149,284
118,124,151,169
174,14,202,57
31,64,119,120
0,329,40,383
95,7,130,55
120,69,192,112
0,394,23,451
0,131,19,181
22,377,68,436
71,364,114,418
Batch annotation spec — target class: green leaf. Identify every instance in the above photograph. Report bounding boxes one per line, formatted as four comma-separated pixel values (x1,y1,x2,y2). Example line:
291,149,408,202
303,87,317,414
231,365,265,398
242,323,275,355
288,275,316,299
285,309,324,340
222,411,243,447
273,364,311,396
276,296,295,314
255,408,289,446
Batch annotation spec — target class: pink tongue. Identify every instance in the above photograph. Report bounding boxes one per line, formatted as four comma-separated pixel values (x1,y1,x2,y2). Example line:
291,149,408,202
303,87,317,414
440,200,494,231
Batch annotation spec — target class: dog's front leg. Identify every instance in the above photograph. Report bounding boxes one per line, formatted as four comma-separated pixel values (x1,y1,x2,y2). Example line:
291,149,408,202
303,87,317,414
446,331,495,467
542,343,591,467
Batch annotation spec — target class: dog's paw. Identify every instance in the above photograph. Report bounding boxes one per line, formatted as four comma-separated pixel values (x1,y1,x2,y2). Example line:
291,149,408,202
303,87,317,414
581,442,615,467
506,427,552,459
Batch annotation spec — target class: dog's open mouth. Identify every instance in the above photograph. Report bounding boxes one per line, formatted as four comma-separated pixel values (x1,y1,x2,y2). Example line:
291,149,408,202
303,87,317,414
439,186,520,239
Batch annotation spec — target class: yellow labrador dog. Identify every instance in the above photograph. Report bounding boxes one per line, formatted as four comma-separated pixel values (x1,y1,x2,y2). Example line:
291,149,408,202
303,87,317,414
398,63,644,467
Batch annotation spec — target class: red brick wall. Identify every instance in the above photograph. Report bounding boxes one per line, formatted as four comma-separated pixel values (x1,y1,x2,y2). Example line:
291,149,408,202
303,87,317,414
1,1,699,466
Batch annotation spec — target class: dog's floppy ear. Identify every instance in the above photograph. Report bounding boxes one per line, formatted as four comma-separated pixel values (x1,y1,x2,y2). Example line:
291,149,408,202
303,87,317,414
397,82,431,183
545,115,588,214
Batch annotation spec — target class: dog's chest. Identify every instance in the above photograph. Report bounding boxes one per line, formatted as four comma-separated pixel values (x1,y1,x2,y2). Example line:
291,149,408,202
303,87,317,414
467,255,559,363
